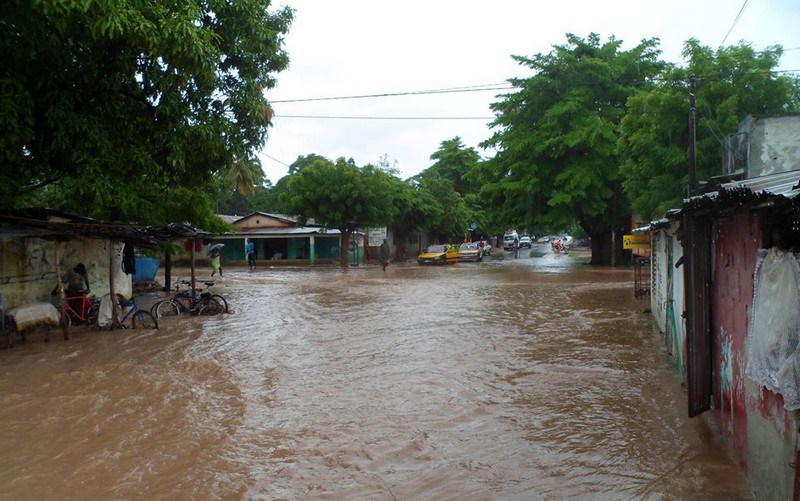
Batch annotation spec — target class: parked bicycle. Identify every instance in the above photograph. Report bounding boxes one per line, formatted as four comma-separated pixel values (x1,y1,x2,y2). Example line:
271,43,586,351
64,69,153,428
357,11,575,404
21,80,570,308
117,295,158,330
57,290,99,327
150,280,228,318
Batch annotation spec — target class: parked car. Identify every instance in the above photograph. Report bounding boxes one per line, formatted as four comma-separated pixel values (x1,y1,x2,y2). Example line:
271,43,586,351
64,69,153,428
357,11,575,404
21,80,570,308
457,242,483,262
503,230,519,250
519,235,532,248
417,244,460,265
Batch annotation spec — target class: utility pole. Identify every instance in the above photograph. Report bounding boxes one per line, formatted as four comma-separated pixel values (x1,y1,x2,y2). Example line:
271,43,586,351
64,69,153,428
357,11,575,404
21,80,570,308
688,75,698,197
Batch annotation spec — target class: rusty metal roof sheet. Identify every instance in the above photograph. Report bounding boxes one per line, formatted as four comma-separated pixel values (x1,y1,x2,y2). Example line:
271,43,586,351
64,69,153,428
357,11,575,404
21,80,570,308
0,209,201,246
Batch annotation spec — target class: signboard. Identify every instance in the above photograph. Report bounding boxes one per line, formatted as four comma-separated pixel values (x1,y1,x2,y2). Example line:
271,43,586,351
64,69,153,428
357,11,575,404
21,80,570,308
623,233,650,249
367,227,387,246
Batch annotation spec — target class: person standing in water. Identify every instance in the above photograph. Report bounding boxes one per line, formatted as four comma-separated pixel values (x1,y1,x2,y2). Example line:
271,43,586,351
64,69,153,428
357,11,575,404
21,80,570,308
210,248,222,277
379,239,390,271
246,238,256,271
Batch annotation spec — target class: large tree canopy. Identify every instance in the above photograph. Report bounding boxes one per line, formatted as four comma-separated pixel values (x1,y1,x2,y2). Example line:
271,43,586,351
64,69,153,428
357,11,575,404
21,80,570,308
0,0,292,227
481,33,665,264
619,40,800,219
280,157,400,267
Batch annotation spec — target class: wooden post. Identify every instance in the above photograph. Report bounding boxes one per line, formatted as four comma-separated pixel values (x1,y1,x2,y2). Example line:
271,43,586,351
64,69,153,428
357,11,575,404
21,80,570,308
55,241,69,340
688,75,698,197
611,230,616,267
164,249,172,293
109,242,119,329
190,238,197,292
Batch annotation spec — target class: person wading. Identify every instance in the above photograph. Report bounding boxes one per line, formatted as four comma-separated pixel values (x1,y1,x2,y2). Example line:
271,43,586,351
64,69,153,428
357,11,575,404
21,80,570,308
379,239,390,272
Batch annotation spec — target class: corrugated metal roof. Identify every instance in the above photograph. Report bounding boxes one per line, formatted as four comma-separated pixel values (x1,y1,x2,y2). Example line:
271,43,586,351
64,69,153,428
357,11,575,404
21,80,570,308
719,170,800,199
646,171,800,227
215,226,343,238
681,170,800,215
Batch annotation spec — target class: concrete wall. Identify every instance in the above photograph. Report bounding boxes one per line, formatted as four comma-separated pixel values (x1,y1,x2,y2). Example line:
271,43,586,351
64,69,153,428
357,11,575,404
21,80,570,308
0,237,132,310
743,114,800,178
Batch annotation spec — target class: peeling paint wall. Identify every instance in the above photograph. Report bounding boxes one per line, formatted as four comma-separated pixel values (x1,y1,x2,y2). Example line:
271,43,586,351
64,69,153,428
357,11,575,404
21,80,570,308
650,211,799,498
711,211,798,500
711,213,755,460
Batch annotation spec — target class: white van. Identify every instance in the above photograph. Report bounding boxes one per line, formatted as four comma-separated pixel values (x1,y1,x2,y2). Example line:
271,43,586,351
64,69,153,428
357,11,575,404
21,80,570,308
502,230,519,250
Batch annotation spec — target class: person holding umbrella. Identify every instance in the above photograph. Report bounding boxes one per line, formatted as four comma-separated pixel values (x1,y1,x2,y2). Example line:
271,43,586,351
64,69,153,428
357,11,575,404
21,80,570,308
208,243,225,277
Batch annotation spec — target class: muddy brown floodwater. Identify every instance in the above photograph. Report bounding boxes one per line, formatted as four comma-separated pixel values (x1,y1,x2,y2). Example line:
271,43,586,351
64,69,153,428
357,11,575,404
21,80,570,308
0,251,752,500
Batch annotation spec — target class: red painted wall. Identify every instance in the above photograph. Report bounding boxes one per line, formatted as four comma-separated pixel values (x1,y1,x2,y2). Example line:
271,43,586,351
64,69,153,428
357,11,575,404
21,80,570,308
710,213,760,466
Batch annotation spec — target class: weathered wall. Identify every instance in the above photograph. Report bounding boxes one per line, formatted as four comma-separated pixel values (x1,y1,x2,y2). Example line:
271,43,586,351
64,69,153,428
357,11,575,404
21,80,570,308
649,223,687,382
651,230,668,334
711,211,798,500
743,114,800,178
711,213,755,461
667,223,687,382
0,237,131,310
235,213,291,230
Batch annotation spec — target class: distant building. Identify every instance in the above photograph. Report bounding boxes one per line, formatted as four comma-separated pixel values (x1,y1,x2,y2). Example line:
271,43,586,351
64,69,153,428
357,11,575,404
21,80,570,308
211,212,362,265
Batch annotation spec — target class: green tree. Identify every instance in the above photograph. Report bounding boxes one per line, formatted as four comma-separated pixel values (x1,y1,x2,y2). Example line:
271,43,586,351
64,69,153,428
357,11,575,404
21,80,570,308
427,137,482,196
0,0,292,229
417,174,471,242
407,138,483,243
280,157,400,267
389,180,441,259
482,33,665,264
619,40,799,219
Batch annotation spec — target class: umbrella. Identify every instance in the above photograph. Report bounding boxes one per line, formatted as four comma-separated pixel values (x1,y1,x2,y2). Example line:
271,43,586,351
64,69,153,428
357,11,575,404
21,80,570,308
206,243,225,256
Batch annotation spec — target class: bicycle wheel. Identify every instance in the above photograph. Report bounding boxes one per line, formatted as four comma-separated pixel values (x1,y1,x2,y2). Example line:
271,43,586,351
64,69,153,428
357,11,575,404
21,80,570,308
130,310,158,330
151,300,180,318
198,296,224,316
60,309,72,328
85,302,98,325
210,294,228,313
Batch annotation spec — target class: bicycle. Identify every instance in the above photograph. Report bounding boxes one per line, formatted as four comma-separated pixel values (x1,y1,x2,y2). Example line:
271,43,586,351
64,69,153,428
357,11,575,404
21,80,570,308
150,280,228,318
116,295,158,330
57,290,99,327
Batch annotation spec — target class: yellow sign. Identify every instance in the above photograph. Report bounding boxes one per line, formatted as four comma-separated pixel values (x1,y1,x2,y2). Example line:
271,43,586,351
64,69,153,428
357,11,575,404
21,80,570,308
623,233,650,249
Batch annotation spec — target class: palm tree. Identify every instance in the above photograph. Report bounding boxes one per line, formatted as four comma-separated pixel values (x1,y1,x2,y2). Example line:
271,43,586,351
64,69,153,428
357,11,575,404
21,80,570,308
226,157,264,197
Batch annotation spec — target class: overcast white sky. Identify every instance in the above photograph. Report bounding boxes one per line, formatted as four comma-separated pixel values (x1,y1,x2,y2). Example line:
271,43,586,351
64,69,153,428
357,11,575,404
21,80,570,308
258,0,800,184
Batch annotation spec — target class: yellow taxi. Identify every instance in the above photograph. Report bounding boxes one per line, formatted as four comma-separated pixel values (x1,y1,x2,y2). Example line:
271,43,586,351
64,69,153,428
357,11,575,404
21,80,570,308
457,242,483,262
417,244,460,265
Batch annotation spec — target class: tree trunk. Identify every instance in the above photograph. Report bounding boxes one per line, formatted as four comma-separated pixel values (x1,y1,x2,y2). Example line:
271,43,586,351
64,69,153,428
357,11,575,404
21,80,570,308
340,231,350,268
589,228,631,266
589,230,613,265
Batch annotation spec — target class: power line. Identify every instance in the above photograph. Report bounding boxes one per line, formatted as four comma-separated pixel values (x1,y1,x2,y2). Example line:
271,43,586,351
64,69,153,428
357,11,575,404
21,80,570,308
276,114,494,120
270,83,512,104
271,67,800,110
260,152,291,168
720,0,750,46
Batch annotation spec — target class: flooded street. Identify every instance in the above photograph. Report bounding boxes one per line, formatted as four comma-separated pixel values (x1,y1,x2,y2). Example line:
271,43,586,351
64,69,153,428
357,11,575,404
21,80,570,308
0,251,751,500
